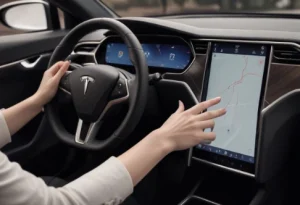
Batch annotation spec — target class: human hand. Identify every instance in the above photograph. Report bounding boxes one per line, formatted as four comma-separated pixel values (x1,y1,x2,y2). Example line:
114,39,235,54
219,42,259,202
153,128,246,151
33,61,70,107
155,97,226,152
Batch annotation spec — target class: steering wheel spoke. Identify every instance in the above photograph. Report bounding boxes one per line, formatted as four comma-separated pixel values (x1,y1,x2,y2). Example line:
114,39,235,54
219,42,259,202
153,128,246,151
109,73,129,104
59,71,72,95
75,119,102,144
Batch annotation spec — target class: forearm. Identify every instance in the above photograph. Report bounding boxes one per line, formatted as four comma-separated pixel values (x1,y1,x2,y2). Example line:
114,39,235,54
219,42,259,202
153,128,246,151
2,94,43,136
0,151,133,205
118,129,172,186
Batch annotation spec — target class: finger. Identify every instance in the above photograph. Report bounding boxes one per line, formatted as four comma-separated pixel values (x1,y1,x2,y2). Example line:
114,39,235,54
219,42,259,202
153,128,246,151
201,139,212,144
186,97,221,115
48,61,64,75
197,108,226,121
175,100,185,114
199,120,215,129
199,132,216,142
54,61,70,80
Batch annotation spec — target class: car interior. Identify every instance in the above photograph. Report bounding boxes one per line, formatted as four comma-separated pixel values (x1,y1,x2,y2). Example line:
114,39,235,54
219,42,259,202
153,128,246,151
0,0,300,204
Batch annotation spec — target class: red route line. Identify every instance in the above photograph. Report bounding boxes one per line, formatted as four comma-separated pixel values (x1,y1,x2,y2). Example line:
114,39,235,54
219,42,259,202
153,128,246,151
218,56,261,109
211,56,263,133
218,56,261,128
219,56,247,96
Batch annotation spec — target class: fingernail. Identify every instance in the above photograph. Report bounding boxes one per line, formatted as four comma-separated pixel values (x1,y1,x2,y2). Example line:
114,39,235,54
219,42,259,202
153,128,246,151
219,108,226,113
202,140,211,144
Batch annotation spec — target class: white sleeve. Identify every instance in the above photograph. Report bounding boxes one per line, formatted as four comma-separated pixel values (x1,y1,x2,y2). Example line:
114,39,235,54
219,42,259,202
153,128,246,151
0,110,11,148
0,152,133,205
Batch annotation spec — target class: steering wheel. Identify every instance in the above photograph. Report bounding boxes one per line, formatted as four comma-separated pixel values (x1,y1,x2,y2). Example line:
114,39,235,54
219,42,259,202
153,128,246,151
45,18,148,151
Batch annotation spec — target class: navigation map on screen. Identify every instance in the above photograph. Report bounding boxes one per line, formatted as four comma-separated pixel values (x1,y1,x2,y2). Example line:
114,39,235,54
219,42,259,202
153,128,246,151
197,43,268,163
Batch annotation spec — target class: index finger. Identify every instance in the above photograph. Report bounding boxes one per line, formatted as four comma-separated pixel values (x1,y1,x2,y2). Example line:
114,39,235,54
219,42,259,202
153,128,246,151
197,108,226,121
54,61,70,80
186,97,221,115
48,61,64,75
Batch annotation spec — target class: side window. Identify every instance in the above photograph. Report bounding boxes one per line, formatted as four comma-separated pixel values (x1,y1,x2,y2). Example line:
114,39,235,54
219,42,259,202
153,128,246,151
0,0,22,36
0,0,65,37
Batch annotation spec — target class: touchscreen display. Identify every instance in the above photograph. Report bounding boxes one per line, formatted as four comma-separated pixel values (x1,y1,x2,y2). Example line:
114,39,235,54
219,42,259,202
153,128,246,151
197,42,268,164
105,43,192,70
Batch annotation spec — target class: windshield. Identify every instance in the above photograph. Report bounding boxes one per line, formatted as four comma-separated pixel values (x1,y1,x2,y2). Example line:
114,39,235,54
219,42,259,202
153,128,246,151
101,0,299,17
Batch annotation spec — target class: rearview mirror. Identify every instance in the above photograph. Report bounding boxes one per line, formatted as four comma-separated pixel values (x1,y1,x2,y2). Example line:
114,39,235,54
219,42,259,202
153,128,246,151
0,0,49,31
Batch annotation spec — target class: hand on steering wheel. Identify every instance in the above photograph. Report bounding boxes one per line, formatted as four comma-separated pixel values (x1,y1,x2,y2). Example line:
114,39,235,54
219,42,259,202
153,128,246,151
46,18,148,151
34,61,70,107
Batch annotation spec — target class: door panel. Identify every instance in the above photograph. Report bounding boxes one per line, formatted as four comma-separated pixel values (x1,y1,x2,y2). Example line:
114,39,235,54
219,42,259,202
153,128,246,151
0,31,67,159
0,30,68,65
0,54,50,153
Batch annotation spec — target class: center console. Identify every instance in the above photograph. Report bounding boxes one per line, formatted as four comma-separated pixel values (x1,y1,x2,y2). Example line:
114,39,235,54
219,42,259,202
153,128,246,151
157,39,300,205
178,167,260,205
156,38,300,205
174,41,272,205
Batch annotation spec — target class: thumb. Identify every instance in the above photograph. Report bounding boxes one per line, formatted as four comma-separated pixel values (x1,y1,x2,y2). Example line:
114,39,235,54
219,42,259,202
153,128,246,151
175,100,185,113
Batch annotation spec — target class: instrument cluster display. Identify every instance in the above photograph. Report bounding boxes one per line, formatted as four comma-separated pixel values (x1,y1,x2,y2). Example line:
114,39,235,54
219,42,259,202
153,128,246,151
105,42,192,71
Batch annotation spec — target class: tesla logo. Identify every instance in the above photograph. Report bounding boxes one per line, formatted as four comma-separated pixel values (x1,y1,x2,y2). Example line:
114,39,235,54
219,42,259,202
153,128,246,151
80,76,94,95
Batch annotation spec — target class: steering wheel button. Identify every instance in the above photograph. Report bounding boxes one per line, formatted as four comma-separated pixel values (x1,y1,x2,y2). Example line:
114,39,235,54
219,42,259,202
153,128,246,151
110,80,128,100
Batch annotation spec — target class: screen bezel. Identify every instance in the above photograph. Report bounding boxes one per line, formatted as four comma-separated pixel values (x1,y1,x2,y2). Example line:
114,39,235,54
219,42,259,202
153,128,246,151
192,41,271,175
95,35,195,74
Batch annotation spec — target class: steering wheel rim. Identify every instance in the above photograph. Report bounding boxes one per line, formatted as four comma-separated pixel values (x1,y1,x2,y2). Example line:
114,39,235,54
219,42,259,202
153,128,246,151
45,18,148,151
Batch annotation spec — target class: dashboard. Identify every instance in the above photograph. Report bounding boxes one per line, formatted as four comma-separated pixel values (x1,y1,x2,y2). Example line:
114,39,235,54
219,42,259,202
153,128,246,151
72,16,300,181
95,35,194,73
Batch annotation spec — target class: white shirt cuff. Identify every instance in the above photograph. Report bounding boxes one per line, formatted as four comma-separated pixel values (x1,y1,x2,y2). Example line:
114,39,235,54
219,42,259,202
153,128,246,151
64,156,133,205
0,110,11,148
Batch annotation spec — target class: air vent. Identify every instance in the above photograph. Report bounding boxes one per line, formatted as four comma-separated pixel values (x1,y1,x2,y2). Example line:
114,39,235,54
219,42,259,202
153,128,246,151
273,44,300,64
74,43,98,53
191,40,208,54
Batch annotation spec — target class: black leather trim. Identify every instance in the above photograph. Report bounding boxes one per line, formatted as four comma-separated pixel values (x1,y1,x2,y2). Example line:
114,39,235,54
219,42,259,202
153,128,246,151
0,30,68,65
155,79,198,114
256,89,300,183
